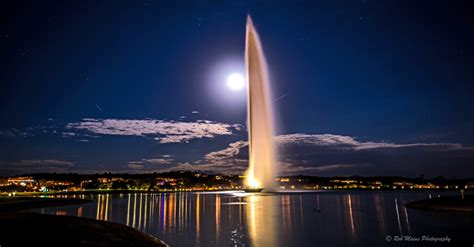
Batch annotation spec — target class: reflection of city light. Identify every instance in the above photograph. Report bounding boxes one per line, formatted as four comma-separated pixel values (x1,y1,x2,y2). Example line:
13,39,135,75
126,194,131,226
168,194,175,228
95,195,100,220
77,206,83,217
196,193,200,244
394,198,403,235
403,200,411,234
281,195,292,235
299,195,303,227
163,195,167,230
347,194,355,236
104,194,109,221
374,194,386,235
133,194,137,228
150,194,155,226
139,193,143,229
56,210,66,216
144,193,148,230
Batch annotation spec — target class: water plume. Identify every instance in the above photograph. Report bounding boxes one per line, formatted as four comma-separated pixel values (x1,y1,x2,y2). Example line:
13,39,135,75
245,16,277,191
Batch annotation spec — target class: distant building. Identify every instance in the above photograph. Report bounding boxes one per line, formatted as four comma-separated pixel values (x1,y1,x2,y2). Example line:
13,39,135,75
466,182,474,189
0,178,8,186
331,179,358,184
111,177,125,182
98,177,110,183
8,176,36,186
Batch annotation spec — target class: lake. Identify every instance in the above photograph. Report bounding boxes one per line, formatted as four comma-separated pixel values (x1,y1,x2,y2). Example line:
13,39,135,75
34,191,474,246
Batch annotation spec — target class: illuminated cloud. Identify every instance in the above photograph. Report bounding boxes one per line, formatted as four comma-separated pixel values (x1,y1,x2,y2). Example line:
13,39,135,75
66,118,240,143
205,140,247,160
194,133,474,176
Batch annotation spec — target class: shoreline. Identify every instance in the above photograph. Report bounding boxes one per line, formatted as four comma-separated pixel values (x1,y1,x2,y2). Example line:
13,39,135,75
0,197,93,211
406,195,474,212
0,197,167,247
2,188,472,197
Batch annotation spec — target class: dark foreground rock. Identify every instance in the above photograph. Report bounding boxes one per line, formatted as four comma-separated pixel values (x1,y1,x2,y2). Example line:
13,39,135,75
0,197,166,247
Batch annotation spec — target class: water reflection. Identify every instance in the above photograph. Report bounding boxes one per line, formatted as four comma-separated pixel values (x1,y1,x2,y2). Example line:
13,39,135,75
215,194,220,241
246,194,277,247
394,198,403,235
35,191,474,247
196,193,200,245
346,194,355,239
95,194,110,221
281,195,292,235
373,193,386,236
402,199,411,235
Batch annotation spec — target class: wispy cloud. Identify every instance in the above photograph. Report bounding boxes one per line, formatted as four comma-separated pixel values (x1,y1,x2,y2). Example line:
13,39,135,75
14,160,74,166
142,158,174,164
125,155,176,171
66,118,240,143
186,133,474,176
0,129,30,137
61,132,76,138
166,160,248,174
205,140,247,160
276,133,466,150
127,162,145,170
278,162,358,173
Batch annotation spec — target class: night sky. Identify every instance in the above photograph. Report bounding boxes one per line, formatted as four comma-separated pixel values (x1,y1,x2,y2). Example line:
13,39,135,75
1,0,473,177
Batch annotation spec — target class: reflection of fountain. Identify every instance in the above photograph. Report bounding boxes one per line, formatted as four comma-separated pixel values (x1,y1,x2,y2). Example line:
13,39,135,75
246,194,277,247
245,15,277,191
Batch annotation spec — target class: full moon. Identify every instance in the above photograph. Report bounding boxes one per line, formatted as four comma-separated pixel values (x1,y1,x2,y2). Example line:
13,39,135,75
226,73,245,91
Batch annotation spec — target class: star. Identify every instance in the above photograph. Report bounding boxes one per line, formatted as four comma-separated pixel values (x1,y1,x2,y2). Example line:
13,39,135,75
195,17,204,28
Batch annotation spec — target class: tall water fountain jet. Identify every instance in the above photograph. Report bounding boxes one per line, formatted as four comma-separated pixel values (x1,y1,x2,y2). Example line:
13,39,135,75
245,16,277,191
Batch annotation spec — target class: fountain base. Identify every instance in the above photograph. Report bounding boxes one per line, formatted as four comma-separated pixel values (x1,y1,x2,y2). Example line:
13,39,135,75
244,187,264,193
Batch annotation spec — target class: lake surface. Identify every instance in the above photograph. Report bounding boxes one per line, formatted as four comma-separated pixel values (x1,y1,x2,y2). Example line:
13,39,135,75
34,191,474,246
